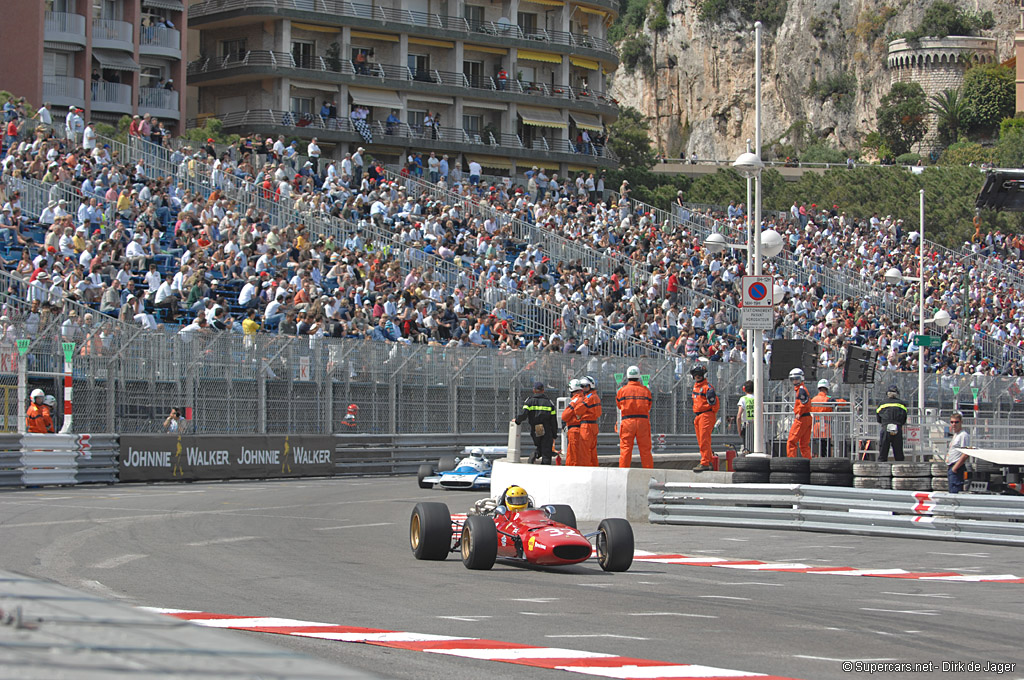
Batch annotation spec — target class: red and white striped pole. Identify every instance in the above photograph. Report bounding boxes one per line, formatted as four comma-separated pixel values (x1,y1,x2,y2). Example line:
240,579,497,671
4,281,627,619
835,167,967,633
59,342,74,434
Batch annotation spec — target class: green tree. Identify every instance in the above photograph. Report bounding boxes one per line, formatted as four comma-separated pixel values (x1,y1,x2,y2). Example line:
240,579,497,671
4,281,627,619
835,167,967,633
876,82,928,156
937,140,995,166
996,118,1024,168
180,117,238,145
961,64,1015,135
607,106,655,170
929,88,968,145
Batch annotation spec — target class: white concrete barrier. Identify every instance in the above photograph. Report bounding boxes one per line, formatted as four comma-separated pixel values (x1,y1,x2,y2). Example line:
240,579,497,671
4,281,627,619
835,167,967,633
492,461,732,522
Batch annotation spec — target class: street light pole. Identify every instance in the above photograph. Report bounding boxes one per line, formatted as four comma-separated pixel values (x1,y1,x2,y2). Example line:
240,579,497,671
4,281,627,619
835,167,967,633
918,188,925,424
752,20,765,457
745,138,753,381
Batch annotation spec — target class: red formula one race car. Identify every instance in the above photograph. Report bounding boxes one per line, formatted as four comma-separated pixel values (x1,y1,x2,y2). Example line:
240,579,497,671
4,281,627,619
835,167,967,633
409,484,634,572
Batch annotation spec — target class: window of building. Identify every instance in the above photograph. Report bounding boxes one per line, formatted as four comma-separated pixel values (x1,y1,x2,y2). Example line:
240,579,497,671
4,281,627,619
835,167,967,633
291,40,315,69
290,97,313,115
463,60,483,88
93,0,118,19
462,114,482,133
409,53,430,82
220,39,247,62
140,65,163,88
46,0,76,13
43,51,74,78
464,5,484,27
517,12,536,34
407,108,426,134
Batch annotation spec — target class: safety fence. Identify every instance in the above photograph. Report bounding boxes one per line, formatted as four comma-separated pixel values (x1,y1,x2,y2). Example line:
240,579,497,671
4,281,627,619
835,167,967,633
0,433,117,487
648,482,1024,546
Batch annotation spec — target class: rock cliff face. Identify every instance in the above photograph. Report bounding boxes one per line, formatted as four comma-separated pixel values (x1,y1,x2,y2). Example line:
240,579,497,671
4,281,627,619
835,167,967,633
609,0,1021,160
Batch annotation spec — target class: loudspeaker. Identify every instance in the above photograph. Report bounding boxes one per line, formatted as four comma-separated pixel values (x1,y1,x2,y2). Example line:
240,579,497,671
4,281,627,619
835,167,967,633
843,346,877,384
769,339,818,381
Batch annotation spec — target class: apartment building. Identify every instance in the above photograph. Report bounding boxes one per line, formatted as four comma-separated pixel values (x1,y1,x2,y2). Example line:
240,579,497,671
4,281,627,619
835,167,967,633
0,0,186,132
186,0,619,176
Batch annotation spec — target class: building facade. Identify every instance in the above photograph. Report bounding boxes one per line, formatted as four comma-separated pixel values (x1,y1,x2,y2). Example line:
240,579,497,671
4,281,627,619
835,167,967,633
0,0,187,132
185,0,619,176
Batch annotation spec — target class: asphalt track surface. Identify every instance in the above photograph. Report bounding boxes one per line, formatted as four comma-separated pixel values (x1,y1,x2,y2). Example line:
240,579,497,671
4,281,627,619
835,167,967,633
1,477,1022,680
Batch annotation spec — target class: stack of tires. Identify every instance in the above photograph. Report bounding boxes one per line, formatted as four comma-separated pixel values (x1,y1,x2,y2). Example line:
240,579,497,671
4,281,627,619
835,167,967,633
932,461,949,491
891,462,932,490
731,456,770,484
852,461,892,489
769,457,810,485
809,457,853,486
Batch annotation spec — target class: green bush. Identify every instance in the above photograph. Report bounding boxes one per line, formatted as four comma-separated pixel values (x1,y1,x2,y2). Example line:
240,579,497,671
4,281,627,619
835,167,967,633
619,35,652,75
896,152,921,165
936,141,995,166
899,1,994,41
800,143,847,164
697,0,788,30
961,64,1015,135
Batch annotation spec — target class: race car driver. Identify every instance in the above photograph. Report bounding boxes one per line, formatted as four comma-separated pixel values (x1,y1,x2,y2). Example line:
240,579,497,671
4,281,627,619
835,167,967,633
501,485,531,513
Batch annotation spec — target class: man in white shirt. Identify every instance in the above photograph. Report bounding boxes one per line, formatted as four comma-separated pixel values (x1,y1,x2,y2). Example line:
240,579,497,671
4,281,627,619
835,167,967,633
468,160,482,186
154,273,180,321
83,122,96,151
238,275,259,309
307,137,321,173
37,102,53,129
945,412,970,494
352,147,364,184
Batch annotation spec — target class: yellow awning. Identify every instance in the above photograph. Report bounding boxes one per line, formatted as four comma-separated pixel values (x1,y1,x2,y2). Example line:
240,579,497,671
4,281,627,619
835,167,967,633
576,5,607,16
526,0,564,6
516,49,562,64
350,30,399,42
518,106,567,129
292,22,340,33
465,44,508,55
568,164,599,172
475,156,514,169
408,37,455,48
569,111,603,131
569,56,599,70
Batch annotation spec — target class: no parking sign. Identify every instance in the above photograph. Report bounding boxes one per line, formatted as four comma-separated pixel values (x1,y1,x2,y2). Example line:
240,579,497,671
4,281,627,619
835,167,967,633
741,275,774,330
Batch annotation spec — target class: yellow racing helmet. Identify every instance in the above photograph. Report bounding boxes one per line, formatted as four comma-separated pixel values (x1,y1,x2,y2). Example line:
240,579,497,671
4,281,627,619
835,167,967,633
504,485,529,512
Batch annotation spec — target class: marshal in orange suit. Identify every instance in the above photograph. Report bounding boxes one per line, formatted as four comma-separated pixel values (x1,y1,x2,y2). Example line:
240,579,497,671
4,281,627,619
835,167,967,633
617,365,653,468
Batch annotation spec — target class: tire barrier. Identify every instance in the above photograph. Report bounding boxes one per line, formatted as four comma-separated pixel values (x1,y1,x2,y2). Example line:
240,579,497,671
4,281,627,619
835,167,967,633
648,481,1024,546
0,433,118,487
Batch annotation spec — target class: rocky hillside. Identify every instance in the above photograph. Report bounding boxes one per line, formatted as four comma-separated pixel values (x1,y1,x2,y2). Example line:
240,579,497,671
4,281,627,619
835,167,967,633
608,0,1021,160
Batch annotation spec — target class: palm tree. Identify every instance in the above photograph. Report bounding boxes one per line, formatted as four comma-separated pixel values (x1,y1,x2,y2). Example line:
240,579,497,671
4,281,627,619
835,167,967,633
929,88,969,145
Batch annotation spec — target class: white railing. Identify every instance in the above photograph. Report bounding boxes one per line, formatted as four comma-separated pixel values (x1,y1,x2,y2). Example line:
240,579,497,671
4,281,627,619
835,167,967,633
91,81,132,107
138,87,179,114
140,26,180,51
92,18,133,45
44,11,86,38
42,76,85,102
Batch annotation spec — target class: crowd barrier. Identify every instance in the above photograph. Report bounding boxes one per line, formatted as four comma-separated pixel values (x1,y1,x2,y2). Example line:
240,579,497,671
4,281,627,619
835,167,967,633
0,434,118,487
648,481,1024,546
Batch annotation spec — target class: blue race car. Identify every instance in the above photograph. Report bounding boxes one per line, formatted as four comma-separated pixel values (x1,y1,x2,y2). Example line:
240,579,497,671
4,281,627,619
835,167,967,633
417,448,499,490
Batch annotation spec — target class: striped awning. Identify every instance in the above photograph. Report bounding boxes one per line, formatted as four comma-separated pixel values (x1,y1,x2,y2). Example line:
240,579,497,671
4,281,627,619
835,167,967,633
92,48,140,72
44,41,84,52
408,37,454,48
526,0,564,6
464,44,508,55
292,22,341,33
569,56,599,70
348,86,403,108
350,30,399,42
576,5,607,16
518,106,567,129
142,0,184,10
516,49,562,64
569,111,603,131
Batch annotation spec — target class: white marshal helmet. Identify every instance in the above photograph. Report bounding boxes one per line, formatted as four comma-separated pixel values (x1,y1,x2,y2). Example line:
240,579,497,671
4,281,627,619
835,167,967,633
584,375,596,389
626,365,641,380
44,395,56,407
817,379,829,390
30,389,45,402
788,367,805,382
568,378,580,392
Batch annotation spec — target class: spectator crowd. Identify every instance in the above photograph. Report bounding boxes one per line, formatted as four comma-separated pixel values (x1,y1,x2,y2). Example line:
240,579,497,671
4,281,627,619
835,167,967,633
1,92,1023,378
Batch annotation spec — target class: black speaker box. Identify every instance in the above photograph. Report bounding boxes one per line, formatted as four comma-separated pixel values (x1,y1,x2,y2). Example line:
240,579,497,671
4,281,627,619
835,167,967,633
769,339,818,381
843,346,877,384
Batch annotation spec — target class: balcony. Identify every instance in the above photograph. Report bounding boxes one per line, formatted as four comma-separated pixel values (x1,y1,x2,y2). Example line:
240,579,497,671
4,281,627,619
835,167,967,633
187,51,619,112
92,18,133,51
139,26,181,58
138,87,180,119
44,12,87,47
42,76,86,109
209,108,616,166
91,81,132,112
188,0,617,60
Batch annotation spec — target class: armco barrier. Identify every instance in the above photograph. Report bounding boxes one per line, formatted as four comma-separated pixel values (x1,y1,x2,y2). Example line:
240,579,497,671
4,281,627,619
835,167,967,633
0,434,118,487
648,482,1024,546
